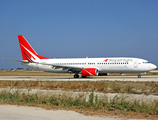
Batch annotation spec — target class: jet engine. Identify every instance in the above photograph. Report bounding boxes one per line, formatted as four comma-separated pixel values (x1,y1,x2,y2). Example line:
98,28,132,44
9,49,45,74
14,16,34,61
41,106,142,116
82,68,99,76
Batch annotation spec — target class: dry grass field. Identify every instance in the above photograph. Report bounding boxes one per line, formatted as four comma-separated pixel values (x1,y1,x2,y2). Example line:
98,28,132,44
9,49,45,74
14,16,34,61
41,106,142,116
0,80,158,94
0,71,73,76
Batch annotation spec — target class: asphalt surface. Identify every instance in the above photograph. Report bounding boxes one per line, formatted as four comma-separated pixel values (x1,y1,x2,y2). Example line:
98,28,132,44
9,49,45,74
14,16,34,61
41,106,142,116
0,75,158,82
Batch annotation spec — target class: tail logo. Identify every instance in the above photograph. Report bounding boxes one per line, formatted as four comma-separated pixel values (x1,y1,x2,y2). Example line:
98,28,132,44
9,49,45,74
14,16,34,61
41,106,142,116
21,44,39,61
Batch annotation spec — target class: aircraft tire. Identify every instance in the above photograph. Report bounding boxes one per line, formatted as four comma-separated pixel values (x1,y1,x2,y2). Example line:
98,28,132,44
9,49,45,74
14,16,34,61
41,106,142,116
74,75,79,78
138,75,141,78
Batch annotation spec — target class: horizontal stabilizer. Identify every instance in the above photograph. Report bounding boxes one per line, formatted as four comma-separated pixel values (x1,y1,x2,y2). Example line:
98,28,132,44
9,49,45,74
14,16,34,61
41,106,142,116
2,58,29,63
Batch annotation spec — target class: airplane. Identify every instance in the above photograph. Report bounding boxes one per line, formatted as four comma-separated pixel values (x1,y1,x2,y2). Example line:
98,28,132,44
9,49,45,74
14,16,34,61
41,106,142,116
3,35,157,78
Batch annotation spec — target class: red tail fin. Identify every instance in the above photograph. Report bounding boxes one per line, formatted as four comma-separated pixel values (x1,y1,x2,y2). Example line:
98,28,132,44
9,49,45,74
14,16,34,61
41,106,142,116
18,35,48,61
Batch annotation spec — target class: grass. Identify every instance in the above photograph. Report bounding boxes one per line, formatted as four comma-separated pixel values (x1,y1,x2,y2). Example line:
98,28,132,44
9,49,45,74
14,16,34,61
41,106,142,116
0,90,158,119
0,71,73,76
0,80,158,94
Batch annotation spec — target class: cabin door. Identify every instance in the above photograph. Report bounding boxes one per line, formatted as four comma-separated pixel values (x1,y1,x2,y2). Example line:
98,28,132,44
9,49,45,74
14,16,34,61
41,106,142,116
134,60,138,68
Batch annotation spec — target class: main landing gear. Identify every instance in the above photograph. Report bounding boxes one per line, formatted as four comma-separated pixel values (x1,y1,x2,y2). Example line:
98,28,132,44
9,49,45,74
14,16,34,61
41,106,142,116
74,74,79,78
138,74,141,78
73,74,87,78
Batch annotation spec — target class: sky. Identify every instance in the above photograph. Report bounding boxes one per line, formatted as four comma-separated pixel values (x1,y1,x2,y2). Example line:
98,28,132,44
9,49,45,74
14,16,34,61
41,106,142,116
0,0,158,69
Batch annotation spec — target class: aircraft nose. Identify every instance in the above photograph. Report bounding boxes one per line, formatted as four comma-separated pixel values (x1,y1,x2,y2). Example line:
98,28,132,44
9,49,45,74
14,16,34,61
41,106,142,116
151,64,157,69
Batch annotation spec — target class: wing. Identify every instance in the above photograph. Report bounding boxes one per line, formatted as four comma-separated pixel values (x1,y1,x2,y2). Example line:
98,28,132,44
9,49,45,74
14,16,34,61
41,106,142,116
3,58,83,73
38,62,83,73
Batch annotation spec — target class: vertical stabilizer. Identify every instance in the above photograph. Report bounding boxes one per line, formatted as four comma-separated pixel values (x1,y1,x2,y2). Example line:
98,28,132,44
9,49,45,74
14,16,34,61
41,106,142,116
18,35,48,62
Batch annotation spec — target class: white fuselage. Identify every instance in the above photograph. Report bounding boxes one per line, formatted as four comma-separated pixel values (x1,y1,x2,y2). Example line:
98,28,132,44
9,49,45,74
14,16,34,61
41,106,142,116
22,57,157,74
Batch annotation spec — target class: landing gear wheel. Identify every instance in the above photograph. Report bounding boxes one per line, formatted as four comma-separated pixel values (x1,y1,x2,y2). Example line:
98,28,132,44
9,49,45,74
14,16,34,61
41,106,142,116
138,75,141,78
74,75,79,78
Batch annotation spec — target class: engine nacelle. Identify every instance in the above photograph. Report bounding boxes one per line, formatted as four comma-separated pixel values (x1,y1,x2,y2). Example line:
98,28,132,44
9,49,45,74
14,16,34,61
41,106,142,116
82,68,99,76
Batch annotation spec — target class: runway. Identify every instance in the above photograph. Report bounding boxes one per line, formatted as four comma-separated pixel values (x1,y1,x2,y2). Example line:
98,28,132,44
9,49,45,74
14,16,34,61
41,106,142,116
0,75,158,82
